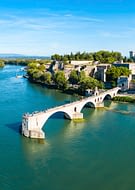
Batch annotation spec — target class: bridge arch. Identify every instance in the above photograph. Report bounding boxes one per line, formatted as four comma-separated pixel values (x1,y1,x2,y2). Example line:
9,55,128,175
49,111,72,120
80,101,96,112
22,87,121,139
42,110,72,127
41,111,72,138
103,94,112,100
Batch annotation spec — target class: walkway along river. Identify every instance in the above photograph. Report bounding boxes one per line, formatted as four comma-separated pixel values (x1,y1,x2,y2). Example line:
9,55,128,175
1,65,135,190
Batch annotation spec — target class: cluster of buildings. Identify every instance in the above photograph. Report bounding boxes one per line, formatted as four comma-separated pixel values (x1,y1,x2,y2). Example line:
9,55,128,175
46,51,135,92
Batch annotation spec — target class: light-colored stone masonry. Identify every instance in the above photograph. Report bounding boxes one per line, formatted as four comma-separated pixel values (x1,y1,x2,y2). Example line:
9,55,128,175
22,87,120,139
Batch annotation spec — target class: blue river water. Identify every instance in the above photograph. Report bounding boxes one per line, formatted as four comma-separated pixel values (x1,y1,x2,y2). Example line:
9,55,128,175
1,65,135,190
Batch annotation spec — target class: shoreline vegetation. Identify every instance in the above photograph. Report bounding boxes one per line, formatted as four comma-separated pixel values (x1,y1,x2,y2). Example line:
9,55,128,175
112,95,135,103
1,50,135,103
28,78,84,97
0,61,5,68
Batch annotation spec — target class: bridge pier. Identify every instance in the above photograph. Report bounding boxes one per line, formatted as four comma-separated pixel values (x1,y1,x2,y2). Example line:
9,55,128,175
21,87,121,139
29,129,45,139
22,116,45,139
95,102,104,108
22,128,45,139
71,112,83,120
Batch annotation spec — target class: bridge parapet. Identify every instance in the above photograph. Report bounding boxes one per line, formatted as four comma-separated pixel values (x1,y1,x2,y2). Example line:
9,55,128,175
22,87,120,139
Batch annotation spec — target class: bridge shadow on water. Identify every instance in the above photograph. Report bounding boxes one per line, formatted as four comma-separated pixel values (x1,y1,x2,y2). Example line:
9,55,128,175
49,112,67,119
6,122,22,134
42,112,71,139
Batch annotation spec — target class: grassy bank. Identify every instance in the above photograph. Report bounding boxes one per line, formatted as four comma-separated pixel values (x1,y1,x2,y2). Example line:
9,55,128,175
112,96,135,103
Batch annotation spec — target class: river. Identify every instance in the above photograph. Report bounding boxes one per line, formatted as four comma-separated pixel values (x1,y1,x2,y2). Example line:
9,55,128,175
1,65,135,190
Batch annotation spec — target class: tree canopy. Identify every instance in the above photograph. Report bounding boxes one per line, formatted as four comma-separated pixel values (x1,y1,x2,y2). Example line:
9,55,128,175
69,70,79,84
106,66,131,82
53,71,68,90
51,50,123,64
79,76,104,93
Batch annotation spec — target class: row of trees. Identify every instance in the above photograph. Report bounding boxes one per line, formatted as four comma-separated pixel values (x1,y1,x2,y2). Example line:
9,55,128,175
0,50,133,67
4,59,50,66
51,50,123,64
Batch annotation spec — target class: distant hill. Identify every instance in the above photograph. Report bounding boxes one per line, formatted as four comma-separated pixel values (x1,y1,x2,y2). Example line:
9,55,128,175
0,53,50,59
0,53,24,58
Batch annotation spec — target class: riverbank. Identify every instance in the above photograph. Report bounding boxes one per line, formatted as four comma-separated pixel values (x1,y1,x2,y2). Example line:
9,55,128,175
112,95,135,103
28,78,83,98
28,77,135,104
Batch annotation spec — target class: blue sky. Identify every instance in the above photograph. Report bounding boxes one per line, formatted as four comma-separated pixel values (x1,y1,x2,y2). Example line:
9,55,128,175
0,0,135,56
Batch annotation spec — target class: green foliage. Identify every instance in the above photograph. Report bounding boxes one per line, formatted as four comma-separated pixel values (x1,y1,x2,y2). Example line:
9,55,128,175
123,56,135,63
28,62,38,69
79,76,104,93
5,59,31,66
38,64,46,71
27,62,46,80
53,71,68,90
0,60,5,67
51,50,123,64
93,50,122,64
112,96,135,103
32,70,43,80
111,81,117,88
78,71,86,83
40,72,52,84
51,54,62,61
38,59,51,64
106,66,131,82
3,58,51,66
69,70,79,84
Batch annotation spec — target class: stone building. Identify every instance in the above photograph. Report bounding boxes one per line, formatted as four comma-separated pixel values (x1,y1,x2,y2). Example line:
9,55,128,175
95,64,111,82
117,76,129,91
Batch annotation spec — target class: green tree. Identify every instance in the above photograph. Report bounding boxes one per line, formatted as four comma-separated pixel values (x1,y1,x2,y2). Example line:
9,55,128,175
93,50,123,64
79,76,104,94
40,72,52,84
69,70,79,84
32,70,43,80
51,50,123,63
51,54,62,61
78,71,86,83
106,66,131,82
27,62,38,69
27,62,46,80
53,71,68,90
38,64,46,71
62,56,68,64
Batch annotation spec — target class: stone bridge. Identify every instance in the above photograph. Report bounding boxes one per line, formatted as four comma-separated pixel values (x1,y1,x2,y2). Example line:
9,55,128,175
22,87,120,139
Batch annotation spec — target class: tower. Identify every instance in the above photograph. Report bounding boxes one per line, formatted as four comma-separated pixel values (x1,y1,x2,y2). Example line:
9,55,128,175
129,51,135,59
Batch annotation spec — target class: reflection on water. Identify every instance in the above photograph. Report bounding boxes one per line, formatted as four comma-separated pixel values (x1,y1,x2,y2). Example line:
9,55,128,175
42,107,109,141
21,137,51,168
29,83,78,108
63,120,86,140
